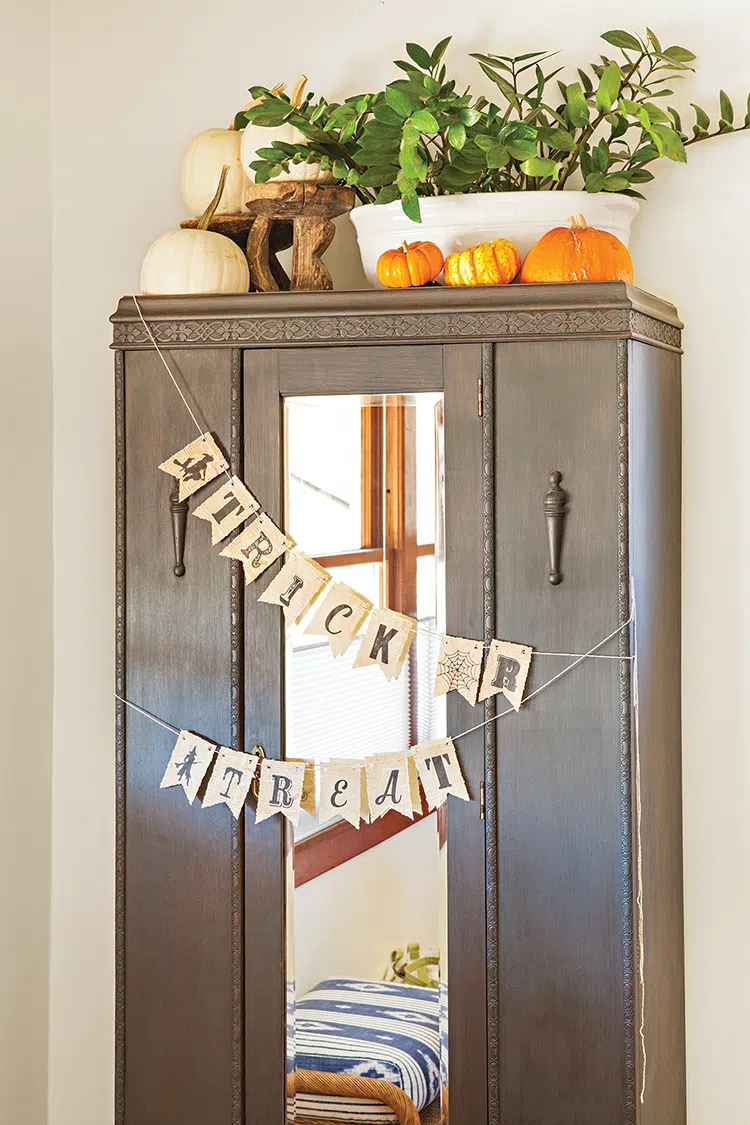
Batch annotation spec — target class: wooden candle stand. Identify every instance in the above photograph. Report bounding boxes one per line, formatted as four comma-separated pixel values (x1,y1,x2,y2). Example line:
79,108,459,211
180,182,355,292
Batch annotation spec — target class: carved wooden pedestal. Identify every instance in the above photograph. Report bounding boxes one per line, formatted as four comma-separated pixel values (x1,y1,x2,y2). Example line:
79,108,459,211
181,183,355,292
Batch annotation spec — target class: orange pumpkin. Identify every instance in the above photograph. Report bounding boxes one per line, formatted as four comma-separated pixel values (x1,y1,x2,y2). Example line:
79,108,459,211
376,240,444,288
443,238,521,286
520,214,633,284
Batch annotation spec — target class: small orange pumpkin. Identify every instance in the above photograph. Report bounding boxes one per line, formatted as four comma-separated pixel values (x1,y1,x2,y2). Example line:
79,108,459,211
520,214,633,284
443,238,521,286
376,240,444,288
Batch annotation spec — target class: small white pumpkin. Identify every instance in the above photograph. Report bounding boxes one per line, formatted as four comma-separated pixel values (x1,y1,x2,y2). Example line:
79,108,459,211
181,128,247,216
241,75,334,185
141,166,250,295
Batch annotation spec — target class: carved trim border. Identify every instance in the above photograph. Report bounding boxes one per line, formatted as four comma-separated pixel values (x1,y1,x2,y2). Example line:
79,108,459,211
113,308,681,352
617,339,636,1123
481,343,500,1124
229,350,244,1124
114,351,126,1125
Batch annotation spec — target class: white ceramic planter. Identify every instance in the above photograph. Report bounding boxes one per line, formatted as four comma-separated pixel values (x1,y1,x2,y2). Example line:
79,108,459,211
349,191,640,288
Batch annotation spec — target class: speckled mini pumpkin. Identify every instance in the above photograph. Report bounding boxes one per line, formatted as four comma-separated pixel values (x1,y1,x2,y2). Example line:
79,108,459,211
443,238,521,286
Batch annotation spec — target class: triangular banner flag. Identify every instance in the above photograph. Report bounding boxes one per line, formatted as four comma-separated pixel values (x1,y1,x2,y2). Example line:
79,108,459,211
304,583,373,657
220,513,295,583
160,731,217,805
259,552,331,625
353,607,417,682
364,752,419,821
255,759,306,826
318,759,368,828
192,476,260,544
434,635,484,705
478,639,533,711
412,738,470,809
288,758,317,816
201,746,259,818
159,433,229,501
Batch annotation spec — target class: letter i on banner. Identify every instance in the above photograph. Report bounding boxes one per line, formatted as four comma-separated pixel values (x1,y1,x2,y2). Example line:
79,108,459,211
364,752,420,821
319,760,369,828
255,759,306,826
160,731,217,805
412,738,470,809
259,552,331,625
220,513,295,584
159,433,229,500
192,477,261,544
201,747,259,819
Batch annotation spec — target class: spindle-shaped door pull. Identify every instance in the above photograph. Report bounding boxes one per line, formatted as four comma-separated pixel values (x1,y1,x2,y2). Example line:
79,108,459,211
543,470,568,586
169,480,190,577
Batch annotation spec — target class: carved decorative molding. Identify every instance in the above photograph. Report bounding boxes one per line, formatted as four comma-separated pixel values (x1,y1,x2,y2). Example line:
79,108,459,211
229,349,244,1125
112,306,681,352
114,351,126,1125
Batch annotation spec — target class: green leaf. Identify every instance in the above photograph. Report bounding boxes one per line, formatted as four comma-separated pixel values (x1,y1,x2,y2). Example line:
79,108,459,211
374,184,402,205
396,169,418,194
399,144,428,180
474,133,499,151
430,36,452,67
459,107,482,126
595,62,622,112
566,82,590,127
373,104,404,126
585,171,606,192
401,190,422,223
332,159,349,179
448,122,467,150
476,63,520,106
591,140,610,173
668,106,683,134
520,156,561,180
506,138,538,160
410,109,440,132
254,147,285,160
357,165,399,187
601,30,643,52
719,89,734,127
246,103,293,128
406,42,433,70
346,169,361,185
691,103,710,131
646,27,662,53
745,93,750,127
649,123,687,162
537,126,576,152
487,144,510,169
603,174,629,191
663,45,696,63
384,85,415,119
628,167,655,183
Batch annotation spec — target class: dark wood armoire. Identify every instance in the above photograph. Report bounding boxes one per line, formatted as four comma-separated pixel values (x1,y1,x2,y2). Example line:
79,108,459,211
112,282,685,1125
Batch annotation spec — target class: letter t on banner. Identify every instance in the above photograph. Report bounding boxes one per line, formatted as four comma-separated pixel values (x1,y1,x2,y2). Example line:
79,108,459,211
412,738,470,809
201,746,259,818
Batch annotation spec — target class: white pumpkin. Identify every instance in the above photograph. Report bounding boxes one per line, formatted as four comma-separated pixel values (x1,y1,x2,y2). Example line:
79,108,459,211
241,75,334,185
181,128,247,216
141,166,250,295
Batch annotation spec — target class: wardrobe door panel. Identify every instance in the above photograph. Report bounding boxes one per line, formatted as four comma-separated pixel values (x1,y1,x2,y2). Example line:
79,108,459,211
119,348,242,1125
491,340,628,1124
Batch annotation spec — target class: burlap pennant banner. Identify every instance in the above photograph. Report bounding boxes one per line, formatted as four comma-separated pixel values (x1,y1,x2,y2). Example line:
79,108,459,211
353,608,417,682
288,758,317,816
220,513,295,584
201,746,259,819
364,751,420,821
159,433,229,500
318,759,369,828
259,552,331,625
160,731,217,805
255,758,306,826
192,476,260,544
304,583,373,657
434,635,484,705
478,638,533,711
412,738,470,809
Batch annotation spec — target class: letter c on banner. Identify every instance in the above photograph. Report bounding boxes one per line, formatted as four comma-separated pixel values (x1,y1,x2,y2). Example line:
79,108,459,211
325,603,354,636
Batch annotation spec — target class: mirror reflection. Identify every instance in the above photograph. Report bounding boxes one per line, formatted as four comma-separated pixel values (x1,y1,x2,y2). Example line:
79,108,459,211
284,393,448,1125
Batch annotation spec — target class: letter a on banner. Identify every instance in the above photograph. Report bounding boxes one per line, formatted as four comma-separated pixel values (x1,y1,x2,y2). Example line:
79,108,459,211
220,512,295,583
259,552,331,625
319,760,369,828
478,639,533,712
159,433,229,500
201,746,259,819
160,731,217,805
304,583,373,657
192,476,261,544
353,607,417,682
364,752,420,821
412,738,470,809
255,759,306,826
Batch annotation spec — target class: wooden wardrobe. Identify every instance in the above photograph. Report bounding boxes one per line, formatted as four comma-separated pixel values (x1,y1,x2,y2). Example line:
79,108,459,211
111,282,685,1125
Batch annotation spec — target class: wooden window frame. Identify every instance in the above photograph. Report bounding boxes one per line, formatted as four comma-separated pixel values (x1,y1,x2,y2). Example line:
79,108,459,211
292,395,438,887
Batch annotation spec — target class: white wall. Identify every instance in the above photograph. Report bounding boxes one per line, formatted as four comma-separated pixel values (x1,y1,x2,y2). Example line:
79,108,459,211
48,3,750,1125
0,3,52,1124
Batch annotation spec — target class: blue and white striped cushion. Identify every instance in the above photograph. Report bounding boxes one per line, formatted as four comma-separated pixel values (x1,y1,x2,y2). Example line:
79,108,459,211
293,977,441,1123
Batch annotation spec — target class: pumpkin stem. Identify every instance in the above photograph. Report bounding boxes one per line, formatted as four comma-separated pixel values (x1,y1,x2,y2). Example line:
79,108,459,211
198,166,229,230
568,214,588,231
231,82,287,128
291,75,308,108
401,241,411,253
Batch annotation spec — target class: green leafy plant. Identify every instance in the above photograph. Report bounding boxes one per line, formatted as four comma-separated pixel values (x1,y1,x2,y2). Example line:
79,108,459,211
240,29,750,221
